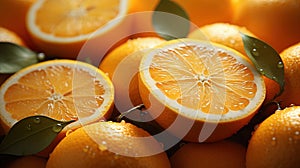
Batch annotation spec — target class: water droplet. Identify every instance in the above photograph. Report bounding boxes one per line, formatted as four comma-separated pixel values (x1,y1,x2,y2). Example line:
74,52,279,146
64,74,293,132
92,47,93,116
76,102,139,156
33,117,41,124
26,124,32,131
229,39,236,44
289,104,295,107
272,76,277,80
251,48,259,57
258,68,264,74
277,61,284,68
238,102,244,107
295,131,300,136
271,137,277,146
83,145,90,153
52,123,63,133
98,144,107,151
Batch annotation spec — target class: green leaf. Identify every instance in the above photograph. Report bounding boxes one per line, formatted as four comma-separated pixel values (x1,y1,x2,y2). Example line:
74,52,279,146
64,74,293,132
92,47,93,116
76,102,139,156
0,42,44,73
152,0,190,40
0,115,75,156
241,33,285,99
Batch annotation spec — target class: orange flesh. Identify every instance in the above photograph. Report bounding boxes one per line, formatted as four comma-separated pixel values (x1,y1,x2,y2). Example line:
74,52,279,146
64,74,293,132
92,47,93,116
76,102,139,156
4,65,105,121
35,0,120,37
149,45,256,114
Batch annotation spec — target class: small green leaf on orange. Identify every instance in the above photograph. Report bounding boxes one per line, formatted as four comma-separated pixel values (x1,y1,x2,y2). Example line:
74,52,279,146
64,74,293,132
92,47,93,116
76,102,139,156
241,33,285,100
0,42,45,74
152,0,190,40
0,115,75,156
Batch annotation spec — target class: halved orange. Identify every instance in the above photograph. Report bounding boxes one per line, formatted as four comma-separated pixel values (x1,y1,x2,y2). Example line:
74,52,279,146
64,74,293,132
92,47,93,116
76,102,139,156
0,60,114,134
26,0,131,60
139,39,266,142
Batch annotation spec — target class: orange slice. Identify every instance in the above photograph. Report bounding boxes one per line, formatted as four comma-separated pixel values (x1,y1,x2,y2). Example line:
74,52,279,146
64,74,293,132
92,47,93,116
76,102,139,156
139,39,266,142
0,60,114,134
26,0,131,60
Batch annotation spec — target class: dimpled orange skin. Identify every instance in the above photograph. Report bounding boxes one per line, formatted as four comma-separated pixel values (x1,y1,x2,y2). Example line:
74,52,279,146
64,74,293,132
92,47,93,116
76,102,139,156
246,106,300,168
46,121,171,168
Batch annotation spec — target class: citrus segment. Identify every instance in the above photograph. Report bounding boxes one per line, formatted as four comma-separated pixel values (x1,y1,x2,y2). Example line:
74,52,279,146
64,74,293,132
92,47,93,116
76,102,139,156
139,39,265,142
0,60,114,133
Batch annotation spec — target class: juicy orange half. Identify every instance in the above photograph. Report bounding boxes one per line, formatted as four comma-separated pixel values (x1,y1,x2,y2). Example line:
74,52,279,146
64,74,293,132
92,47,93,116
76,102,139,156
139,39,266,142
26,0,130,59
0,60,114,133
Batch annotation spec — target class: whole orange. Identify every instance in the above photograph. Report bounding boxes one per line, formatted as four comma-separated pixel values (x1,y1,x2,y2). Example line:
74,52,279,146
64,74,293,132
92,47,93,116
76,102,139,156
46,121,170,168
246,106,300,168
232,0,300,52
99,37,165,108
170,140,246,168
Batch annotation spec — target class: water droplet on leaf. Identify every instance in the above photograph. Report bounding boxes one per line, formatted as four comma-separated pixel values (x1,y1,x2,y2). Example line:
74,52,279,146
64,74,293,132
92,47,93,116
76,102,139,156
277,61,284,68
52,123,63,133
251,48,259,57
26,124,32,131
33,117,41,124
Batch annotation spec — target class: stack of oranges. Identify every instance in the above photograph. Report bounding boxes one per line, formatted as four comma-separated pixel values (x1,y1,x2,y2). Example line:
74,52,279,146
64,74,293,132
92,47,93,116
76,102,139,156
0,0,299,167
